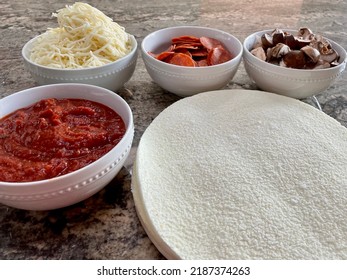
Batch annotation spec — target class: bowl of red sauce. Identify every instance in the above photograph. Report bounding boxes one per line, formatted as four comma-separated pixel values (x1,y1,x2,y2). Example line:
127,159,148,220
141,26,243,97
0,83,134,210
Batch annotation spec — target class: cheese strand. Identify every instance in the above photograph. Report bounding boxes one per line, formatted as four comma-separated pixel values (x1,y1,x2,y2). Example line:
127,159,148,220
30,2,132,69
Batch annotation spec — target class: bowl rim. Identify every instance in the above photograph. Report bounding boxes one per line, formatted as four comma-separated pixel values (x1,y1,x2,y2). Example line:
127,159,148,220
0,83,134,187
243,28,347,73
141,25,243,70
22,33,138,72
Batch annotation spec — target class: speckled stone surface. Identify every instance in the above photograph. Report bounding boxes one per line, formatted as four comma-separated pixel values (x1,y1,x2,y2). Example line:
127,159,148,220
0,0,346,259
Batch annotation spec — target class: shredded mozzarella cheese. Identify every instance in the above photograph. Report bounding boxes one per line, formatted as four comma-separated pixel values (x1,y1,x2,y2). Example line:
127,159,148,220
30,2,132,69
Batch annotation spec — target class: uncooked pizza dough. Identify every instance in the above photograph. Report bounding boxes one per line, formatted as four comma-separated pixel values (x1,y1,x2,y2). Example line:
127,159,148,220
132,90,347,259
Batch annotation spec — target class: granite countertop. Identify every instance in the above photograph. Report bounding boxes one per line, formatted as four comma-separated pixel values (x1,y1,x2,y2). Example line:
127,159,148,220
0,0,346,259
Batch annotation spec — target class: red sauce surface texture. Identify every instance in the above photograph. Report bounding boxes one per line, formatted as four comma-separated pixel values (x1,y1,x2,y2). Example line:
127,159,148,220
0,98,126,182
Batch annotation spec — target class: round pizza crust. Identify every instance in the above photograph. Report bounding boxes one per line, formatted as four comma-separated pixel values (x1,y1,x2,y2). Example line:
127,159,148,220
132,89,347,259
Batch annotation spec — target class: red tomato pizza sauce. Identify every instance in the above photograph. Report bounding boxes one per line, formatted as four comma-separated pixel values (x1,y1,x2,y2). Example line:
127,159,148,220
0,98,126,182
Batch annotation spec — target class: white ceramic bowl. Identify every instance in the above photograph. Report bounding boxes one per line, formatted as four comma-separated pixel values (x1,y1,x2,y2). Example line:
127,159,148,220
141,26,243,97
22,35,138,92
0,83,134,211
243,29,347,99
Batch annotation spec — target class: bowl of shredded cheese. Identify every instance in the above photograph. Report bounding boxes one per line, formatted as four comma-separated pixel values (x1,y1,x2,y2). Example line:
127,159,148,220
22,2,138,92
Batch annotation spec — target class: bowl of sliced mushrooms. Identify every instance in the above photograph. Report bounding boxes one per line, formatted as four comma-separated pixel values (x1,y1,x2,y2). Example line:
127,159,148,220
243,27,346,98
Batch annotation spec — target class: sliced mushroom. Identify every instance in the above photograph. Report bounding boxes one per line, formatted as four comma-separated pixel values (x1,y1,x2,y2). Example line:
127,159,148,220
321,49,339,63
270,43,290,58
295,37,311,48
282,50,306,68
266,47,273,61
271,28,284,36
284,34,297,49
314,34,328,45
261,33,274,49
301,45,320,64
251,46,266,61
317,41,339,63
313,59,331,69
272,29,285,45
311,35,333,53
330,61,340,67
297,27,314,40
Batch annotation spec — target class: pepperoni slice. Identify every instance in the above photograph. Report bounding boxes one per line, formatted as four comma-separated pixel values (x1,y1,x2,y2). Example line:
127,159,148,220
174,44,200,50
190,49,208,57
156,51,175,61
207,47,233,65
166,53,196,67
175,48,193,57
174,42,203,47
200,37,223,50
149,35,233,67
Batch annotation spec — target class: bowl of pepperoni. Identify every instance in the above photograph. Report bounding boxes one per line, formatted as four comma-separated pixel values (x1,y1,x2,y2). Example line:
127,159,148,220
0,83,134,210
141,26,243,97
